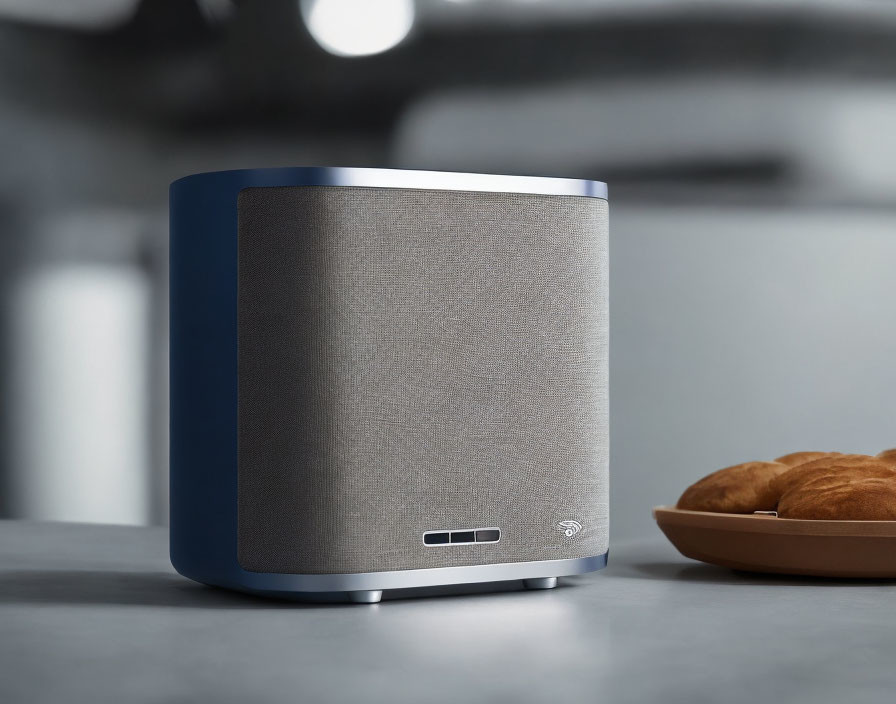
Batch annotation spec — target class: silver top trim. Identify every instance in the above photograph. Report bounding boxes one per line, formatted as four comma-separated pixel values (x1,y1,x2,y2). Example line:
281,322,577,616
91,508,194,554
174,166,608,200
318,167,607,199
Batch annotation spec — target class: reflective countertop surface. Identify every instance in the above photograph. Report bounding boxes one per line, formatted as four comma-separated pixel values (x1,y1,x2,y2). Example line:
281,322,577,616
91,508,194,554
2,519,894,704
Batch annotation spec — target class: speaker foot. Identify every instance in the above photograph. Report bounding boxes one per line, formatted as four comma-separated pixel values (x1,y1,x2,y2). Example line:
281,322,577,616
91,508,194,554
523,577,558,590
348,590,383,604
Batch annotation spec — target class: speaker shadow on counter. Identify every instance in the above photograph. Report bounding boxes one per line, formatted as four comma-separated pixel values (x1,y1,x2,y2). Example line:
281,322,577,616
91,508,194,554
0,570,321,610
0,569,573,608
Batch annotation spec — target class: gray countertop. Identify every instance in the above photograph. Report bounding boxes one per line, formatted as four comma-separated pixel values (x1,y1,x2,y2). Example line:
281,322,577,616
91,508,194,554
2,519,894,704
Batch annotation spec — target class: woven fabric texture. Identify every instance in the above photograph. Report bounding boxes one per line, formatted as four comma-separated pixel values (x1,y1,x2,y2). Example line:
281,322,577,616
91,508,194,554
237,186,608,574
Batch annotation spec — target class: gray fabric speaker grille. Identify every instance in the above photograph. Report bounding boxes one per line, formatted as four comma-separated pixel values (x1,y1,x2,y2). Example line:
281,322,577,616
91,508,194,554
237,186,608,575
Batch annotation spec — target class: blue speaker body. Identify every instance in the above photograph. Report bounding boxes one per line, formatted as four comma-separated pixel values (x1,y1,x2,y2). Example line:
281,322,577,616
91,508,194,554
170,167,609,602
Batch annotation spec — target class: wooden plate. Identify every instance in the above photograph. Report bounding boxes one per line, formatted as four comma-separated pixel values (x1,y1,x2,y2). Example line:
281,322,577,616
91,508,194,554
653,506,896,578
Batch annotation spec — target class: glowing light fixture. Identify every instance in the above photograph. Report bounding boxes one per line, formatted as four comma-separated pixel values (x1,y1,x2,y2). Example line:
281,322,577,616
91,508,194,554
301,0,415,58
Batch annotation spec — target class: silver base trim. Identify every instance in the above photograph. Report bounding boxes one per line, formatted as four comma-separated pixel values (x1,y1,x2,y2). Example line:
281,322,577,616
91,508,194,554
237,553,608,594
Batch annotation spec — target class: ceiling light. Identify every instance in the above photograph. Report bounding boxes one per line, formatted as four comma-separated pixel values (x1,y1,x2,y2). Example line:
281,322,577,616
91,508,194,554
300,0,415,58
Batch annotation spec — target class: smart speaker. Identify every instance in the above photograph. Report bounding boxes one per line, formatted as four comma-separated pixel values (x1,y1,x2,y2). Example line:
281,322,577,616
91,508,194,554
169,167,608,603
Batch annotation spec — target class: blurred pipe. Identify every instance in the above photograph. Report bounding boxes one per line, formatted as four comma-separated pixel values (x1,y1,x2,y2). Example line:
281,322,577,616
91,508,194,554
393,78,896,205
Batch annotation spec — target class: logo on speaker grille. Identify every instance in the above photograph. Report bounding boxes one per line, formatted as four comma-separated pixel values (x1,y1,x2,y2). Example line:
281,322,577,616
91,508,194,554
558,520,582,537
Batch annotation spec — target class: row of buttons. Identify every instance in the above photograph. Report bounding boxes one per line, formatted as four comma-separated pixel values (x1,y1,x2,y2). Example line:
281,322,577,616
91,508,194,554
423,528,501,546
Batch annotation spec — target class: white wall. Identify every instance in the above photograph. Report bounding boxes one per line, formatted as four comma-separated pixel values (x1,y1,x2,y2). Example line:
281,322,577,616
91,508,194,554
610,206,896,540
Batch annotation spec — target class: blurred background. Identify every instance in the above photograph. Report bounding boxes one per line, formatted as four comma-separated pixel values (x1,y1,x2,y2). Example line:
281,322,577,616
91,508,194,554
1,0,895,541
